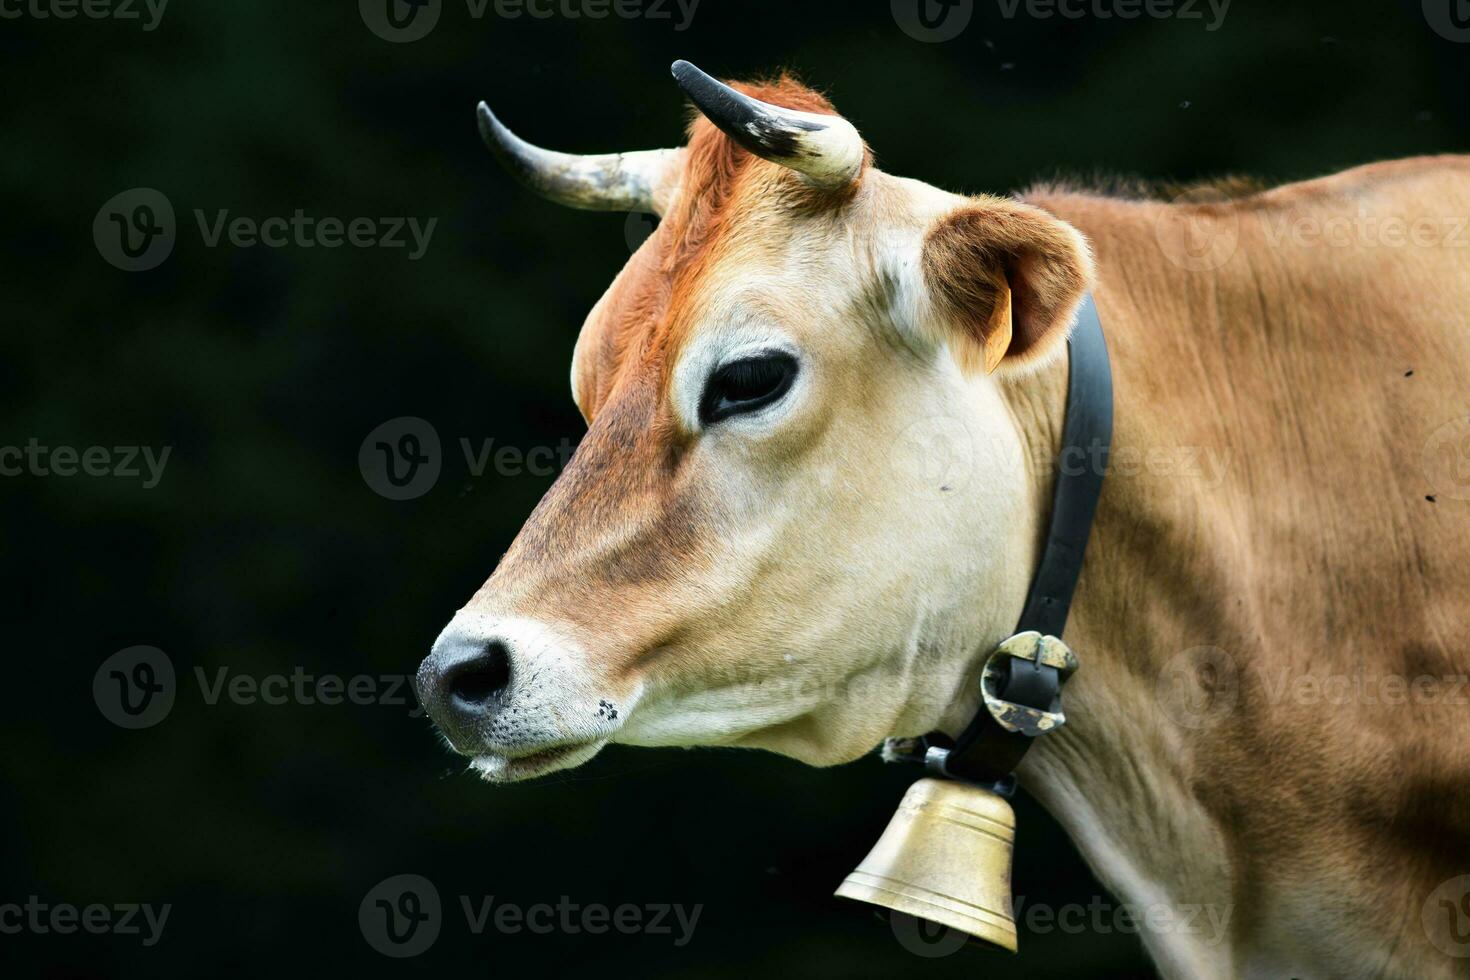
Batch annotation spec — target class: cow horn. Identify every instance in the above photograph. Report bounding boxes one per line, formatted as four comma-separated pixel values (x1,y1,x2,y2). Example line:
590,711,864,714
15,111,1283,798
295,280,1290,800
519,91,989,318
670,60,864,190
476,102,680,213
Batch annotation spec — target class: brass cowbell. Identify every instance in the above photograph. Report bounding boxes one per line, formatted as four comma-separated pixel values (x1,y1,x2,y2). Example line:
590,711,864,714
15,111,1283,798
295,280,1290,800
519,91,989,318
835,632,1080,952
834,777,1018,951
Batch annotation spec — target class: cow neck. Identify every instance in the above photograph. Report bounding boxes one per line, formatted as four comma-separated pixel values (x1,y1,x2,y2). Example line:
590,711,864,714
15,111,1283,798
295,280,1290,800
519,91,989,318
905,293,1114,789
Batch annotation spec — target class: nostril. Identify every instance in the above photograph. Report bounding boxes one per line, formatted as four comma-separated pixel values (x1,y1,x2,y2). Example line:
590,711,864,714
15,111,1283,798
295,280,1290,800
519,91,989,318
445,641,512,707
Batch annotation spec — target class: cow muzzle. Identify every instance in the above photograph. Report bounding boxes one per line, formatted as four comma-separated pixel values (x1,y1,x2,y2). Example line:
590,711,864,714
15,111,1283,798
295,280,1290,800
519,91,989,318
415,612,630,781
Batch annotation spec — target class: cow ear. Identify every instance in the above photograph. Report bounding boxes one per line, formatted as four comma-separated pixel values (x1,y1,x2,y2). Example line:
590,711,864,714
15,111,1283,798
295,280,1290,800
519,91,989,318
920,196,1093,375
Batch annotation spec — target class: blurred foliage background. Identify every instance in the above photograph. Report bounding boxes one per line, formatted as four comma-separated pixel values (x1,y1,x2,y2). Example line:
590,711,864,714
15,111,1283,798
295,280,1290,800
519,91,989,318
2,0,1466,976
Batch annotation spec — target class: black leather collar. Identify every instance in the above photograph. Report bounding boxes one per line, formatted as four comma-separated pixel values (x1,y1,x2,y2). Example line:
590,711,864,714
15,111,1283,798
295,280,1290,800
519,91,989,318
904,292,1114,788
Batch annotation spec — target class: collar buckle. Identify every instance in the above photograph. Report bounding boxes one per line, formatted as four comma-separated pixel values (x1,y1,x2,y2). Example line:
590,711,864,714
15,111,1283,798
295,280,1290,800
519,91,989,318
981,631,1078,737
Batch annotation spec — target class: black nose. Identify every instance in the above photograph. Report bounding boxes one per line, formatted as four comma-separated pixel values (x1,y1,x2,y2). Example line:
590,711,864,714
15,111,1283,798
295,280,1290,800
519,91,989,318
445,640,512,710
416,635,519,748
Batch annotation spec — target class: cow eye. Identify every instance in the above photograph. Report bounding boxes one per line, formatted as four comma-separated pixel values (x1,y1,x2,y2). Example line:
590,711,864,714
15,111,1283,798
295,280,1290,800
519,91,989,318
699,352,799,425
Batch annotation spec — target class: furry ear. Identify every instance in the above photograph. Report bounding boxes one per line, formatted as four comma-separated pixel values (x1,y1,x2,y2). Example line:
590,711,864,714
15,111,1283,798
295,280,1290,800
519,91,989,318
921,196,1093,374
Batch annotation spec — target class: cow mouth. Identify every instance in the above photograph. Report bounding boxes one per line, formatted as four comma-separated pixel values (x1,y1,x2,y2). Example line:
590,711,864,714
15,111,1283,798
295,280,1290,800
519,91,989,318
469,740,607,783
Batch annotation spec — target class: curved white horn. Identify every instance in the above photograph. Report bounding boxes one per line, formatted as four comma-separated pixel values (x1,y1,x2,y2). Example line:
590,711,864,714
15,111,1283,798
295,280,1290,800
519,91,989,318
477,102,680,213
670,60,865,190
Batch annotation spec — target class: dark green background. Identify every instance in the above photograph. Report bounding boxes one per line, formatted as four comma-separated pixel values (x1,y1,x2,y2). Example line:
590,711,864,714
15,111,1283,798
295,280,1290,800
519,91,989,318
3,0,1466,976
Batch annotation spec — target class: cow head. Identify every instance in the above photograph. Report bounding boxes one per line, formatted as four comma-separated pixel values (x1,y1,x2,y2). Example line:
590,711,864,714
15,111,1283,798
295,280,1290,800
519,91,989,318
416,62,1093,781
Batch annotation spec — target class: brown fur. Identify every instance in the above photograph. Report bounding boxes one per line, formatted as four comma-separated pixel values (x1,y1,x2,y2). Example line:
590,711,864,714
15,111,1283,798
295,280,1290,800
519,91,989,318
1016,154,1470,978
1027,172,1271,204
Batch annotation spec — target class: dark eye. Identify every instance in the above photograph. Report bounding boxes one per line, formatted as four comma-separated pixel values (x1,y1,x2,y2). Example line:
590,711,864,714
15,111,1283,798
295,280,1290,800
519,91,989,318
699,352,799,425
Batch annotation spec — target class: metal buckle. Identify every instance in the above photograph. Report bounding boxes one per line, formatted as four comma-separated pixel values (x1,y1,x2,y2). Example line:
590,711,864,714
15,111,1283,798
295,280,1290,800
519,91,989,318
980,631,1078,737
879,631,1079,786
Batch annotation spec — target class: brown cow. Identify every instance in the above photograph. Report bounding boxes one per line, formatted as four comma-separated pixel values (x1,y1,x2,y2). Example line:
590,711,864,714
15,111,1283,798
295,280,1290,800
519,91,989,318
416,62,1470,979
